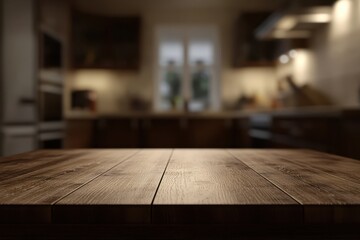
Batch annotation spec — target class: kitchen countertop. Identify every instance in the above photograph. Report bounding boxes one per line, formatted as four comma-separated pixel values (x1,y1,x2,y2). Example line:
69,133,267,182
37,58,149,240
0,149,359,239
65,106,360,120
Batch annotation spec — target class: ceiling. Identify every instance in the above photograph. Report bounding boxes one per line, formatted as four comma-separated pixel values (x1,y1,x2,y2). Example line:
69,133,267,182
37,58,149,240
74,0,287,14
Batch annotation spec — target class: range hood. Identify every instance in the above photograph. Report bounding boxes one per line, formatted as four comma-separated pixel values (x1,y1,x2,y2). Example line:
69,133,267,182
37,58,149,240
256,0,336,40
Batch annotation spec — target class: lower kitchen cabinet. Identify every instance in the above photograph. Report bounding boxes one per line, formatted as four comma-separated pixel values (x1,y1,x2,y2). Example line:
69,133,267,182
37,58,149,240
341,111,360,160
65,119,95,148
271,116,340,153
65,116,248,148
235,117,252,148
342,120,360,159
143,118,186,148
64,109,360,160
186,118,235,148
94,118,141,148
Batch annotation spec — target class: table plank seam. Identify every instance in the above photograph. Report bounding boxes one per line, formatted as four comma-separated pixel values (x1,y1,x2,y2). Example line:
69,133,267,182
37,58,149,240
227,149,304,206
51,149,141,207
150,149,174,222
2,149,359,226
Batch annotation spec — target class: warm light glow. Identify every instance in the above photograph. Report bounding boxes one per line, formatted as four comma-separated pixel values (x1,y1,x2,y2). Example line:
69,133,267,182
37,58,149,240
335,0,352,13
299,13,332,23
292,50,314,86
289,50,297,58
277,16,297,30
272,30,311,39
331,0,353,38
279,54,290,64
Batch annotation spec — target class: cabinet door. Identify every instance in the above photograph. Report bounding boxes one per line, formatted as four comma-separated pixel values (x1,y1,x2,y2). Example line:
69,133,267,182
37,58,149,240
95,118,140,148
38,0,69,38
235,117,251,148
271,117,338,153
342,120,360,160
72,13,140,69
143,118,185,148
233,12,277,67
2,0,37,123
186,118,234,148
65,120,95,148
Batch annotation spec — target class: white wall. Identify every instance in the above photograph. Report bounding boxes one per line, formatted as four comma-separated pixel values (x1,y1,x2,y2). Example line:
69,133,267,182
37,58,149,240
223,67,277,108
277,0,360,107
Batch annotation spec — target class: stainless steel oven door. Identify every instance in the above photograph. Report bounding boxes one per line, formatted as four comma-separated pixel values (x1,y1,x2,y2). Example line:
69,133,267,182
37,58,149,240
38,131,64,149
39,84,63,122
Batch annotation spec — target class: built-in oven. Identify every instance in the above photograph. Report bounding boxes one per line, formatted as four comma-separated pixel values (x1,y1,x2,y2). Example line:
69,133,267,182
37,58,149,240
38,30,65,150
39,84,63,123
38,131,64,149
38,83,65,149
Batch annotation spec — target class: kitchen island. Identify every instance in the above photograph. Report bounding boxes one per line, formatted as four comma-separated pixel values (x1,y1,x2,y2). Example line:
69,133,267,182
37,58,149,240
0,149,359,239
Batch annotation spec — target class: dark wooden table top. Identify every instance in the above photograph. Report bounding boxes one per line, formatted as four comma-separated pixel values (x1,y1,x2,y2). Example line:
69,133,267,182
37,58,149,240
0,149,359,226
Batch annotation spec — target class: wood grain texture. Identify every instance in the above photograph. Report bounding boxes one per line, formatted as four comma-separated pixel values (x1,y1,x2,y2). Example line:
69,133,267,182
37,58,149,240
0,149,137,223
229,149,360,224
0,149,359,228
53,149,172,224
276,150,360,184
153,149,300,224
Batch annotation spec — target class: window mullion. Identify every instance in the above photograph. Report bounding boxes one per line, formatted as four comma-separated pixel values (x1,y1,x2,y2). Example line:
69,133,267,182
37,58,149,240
183,32,190,108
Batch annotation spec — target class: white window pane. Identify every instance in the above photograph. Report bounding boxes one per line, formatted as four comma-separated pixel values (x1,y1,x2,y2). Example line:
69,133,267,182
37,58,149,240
188,41,214,65
159,41,184,66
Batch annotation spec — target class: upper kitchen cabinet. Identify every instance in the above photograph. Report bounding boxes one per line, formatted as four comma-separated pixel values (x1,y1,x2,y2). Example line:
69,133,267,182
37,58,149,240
38,0,69,79
38,0,69,40
233,12,278,67
72,12,141,70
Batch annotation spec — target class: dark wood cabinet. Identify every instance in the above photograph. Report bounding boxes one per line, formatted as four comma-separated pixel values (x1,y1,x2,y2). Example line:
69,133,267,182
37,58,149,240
65,110,359,160
143,118,186,148
234,117,252,148
95,118,141,148
186,118,235,148
341,111,360,160
65,116,248,149
233,12,278,67
65,119,95,148
72,12,141,69
271,116,340,153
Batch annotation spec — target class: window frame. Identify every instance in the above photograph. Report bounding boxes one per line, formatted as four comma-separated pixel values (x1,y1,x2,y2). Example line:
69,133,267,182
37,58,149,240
154,25,221,112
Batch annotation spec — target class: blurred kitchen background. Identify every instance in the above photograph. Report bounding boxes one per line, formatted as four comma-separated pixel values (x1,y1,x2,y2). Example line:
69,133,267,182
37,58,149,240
1,0,360,159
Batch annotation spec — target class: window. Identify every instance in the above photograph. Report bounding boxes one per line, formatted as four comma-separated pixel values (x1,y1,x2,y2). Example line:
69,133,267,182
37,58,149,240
155,26,220,112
